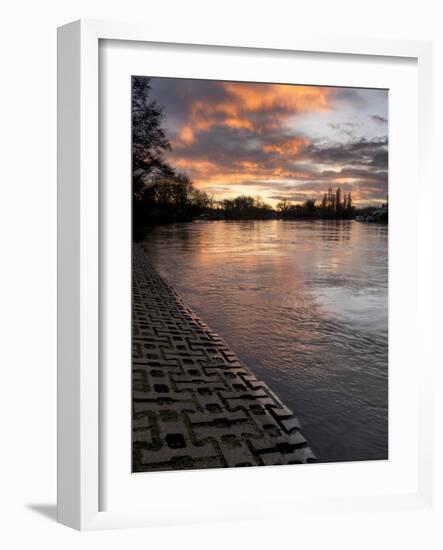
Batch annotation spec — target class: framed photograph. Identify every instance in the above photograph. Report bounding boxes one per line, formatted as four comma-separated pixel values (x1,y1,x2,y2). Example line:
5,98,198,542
57,20,433,530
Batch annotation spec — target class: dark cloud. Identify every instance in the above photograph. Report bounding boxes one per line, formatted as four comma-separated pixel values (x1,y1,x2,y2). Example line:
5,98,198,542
327,121,359,139
269,193,317,202
371,114,388,124
328,122,359,130
203,185,232,194
370,149,388,169
302,137,388,167
329,87,366,106
149,78,228,126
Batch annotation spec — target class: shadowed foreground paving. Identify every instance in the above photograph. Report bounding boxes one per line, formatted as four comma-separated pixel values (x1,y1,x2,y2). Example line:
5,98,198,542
132,244,315,471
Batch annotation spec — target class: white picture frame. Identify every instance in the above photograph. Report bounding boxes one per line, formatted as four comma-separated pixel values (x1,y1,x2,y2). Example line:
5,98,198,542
57,19,433,531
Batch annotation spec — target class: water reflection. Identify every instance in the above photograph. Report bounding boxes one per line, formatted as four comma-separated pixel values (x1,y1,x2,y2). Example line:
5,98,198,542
142,220,388,462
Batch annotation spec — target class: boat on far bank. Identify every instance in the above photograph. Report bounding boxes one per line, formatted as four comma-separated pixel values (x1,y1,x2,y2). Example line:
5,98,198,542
355,205,388,223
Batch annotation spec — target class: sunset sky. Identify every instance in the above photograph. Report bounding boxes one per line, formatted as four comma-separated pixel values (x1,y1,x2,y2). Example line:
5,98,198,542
148,77,388,206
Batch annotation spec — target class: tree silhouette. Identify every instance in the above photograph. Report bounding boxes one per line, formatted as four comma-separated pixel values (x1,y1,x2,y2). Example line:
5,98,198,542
276,199,291,215
335,187,342,216
132,77,175,198
132,77,170,160
132,77,204,238
346,192,353,211
321,193,328,211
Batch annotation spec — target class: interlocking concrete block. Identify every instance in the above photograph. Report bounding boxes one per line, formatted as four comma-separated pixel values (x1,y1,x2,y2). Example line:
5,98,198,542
132,244,315,472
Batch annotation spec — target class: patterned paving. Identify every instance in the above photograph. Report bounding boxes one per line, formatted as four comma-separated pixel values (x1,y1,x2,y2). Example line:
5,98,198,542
132,243,315,472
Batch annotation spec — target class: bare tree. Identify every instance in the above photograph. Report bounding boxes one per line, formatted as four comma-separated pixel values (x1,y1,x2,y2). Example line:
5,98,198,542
132,76,174,197
276,199,291,215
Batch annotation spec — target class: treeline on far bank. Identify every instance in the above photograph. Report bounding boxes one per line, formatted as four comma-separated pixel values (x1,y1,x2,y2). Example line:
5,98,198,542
133,175,363,240
133,175,275,240
275,187,355,220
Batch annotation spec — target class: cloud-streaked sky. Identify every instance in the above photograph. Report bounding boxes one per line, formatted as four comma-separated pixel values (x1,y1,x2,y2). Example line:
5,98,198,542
148,77,388,206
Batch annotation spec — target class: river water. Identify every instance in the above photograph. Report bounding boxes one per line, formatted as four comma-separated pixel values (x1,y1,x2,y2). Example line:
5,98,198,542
141,219,388,462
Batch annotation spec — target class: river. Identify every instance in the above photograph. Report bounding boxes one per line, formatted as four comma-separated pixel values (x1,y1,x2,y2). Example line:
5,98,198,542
141,219,388,462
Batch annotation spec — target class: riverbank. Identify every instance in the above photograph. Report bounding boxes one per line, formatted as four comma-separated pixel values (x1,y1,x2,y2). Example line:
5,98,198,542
132,243,315,471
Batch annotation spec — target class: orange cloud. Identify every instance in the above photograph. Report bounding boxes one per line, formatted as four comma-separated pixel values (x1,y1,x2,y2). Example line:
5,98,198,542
175,82,332,145
158,80,386,206
262,136,309,155
178,126,195,145
172,158,218,177
223,83,331,113
223,117,254,130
